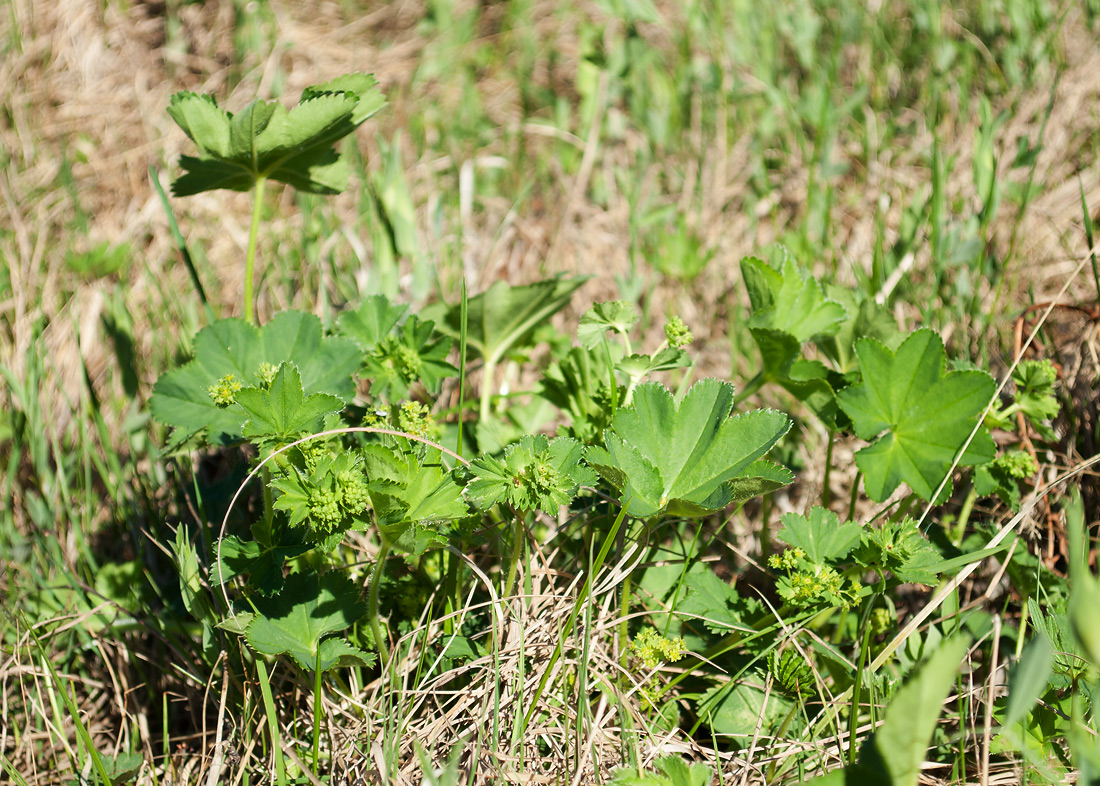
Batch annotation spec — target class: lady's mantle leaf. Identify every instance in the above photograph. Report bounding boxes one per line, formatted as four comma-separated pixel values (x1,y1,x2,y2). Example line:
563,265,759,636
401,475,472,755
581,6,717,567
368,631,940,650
361,444,468,557
237,363,344,443
336,295,407,352
244,571,372,671
836,329,995,502
778,507,863,564
577,300,638,349
150,312,360,445
463,435,597,514
586,379,790,518
168,73,385,196
741,254,846,342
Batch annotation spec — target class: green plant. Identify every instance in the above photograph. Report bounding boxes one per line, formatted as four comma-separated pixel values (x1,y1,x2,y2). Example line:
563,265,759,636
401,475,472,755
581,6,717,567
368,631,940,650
166,74,385,323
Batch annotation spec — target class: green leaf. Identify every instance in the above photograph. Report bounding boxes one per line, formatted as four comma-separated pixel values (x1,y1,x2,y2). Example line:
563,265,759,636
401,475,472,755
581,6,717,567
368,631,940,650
836,329,996,501
675,563,759,635
741,254,847,342
577,300,638,349
539,345,619,443
617,347,693,384
463,435,597,514
336,295,407,352
862,635,970,786
426,275,588,369
819,285,903,373
778,507,863,564
213,533,311,596
237,363,344,443
699,679,799,747
361,444,468,557
244,571,369,671
586,379,790,518
1002,634,1055,729
168,74,385,196
854,518,941,586
360,315,456,400
727,460,795,502
150,312,360,445
610,755,713,786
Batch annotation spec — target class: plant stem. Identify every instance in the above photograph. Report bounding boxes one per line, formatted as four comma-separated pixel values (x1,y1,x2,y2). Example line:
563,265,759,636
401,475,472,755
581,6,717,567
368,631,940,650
822,429,835,508
847,470,862,522
312,656,322,774
368,539,392,669
617,569,633,686
479,357,497,424
732,371,766,406
504,513,525,603
244,176,267,325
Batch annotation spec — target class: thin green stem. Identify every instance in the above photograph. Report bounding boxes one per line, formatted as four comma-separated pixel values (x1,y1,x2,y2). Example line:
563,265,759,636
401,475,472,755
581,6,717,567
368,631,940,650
617,570,633,686
822,429,835,508
847,470,862,522
312,655,322,773
479,357,497,424
368,539,392,668
504,513,525,602
244,176,267,325
732,371,766,406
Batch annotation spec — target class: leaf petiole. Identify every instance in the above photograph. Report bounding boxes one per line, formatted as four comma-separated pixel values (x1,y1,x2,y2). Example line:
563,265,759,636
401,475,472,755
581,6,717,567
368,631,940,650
244,176,267,325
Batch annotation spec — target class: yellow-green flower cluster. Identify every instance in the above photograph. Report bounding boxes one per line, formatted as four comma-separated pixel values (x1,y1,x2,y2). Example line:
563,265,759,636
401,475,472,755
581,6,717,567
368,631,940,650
207,374,243,407
664,315,694,349
396,400,433,437
255,361,279,387
632,627,687,670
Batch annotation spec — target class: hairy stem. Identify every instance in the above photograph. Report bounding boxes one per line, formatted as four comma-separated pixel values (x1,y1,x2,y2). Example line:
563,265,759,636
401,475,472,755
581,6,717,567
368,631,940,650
244,176,267,325
368,539,392,668
312,655,322,773
504,513,525,604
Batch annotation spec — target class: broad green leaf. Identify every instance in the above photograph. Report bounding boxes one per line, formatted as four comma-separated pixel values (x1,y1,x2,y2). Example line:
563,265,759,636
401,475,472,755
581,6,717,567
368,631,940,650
361,444,468,556
863,635,970,786
150,312,360,445
699,679,799,747
213,534,311,596
617,348,693,384
577,300,638,349
778,507,863,564
168,74,385,196
336,295,407,352
726,460,796,502
463,435,597,514
426,275,588,369
1002,635,1055,729
741,254,846,342
836,329,996,501
586,379,790,518
237,363,344,442
244,571,368,671
610,755,713,786
675,563,759,635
